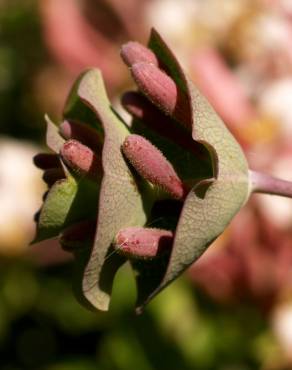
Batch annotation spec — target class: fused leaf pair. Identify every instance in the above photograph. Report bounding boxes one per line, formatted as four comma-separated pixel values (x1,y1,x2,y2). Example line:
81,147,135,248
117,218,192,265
33,29,250,313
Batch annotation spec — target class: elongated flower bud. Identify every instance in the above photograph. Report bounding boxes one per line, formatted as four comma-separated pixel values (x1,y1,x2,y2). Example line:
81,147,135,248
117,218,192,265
122,91,209,161
60,220,96,251
131,62,191,128
59,120,102,153
114,227,173,259
121,41,159,67
122,134,186,199
33,153,60,170
60,140,102,181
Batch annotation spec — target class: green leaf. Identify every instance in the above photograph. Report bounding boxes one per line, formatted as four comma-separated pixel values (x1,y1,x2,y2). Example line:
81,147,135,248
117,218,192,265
66,69,147,311
133,29,250,311
45,115,65,153
34,174,77,242
34,170,99,243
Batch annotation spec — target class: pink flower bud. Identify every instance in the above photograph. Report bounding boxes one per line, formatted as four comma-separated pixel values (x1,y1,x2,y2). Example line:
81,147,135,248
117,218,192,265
59,120,102,153
33,153,60,170
131,62,191,128
60,220,96,251
121,41,159,67
114,227,173,259
122,134,186,199
122,91,209,161
60,139,102,180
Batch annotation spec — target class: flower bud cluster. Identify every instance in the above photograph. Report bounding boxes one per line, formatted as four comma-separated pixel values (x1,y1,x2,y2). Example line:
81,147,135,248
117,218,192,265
34,38,193,261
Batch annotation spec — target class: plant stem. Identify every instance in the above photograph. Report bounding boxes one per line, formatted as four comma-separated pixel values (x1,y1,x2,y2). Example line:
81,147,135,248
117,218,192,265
250,170,292,198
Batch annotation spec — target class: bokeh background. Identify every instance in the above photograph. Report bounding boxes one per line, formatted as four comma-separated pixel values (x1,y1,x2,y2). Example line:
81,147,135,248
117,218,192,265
1,0,292,369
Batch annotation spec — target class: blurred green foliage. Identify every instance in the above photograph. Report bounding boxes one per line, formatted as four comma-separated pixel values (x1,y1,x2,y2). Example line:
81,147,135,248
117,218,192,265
0,0,46,141
0,258,273,369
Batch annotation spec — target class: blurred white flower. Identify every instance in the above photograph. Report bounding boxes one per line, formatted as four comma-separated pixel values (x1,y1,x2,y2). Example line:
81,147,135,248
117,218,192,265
259,78,292,141
145,0,246,48
0,137,45,254
272,300,292,362
146,0,198,41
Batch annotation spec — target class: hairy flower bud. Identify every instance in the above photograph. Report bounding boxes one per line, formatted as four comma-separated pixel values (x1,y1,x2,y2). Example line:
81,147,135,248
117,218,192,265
121,41,159,67
130,62,191,128
60,140,102,180
122,91,209,161
114,227,173,259
122,134,186,199
59,120,102,153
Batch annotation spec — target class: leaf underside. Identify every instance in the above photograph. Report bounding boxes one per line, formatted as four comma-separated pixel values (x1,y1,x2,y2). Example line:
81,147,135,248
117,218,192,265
67,70,147,311
45,115,65,153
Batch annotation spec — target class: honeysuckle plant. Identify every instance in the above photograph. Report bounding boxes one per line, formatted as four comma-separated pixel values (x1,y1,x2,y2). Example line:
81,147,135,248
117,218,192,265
33,29,292,314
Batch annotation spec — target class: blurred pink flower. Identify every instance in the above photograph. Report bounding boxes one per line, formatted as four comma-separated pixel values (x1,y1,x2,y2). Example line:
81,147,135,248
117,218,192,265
190,47,257,132
189,201,292,312
39,0,148,91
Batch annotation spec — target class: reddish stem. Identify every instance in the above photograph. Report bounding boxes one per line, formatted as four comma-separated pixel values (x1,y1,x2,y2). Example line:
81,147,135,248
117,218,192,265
250,170,292,198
